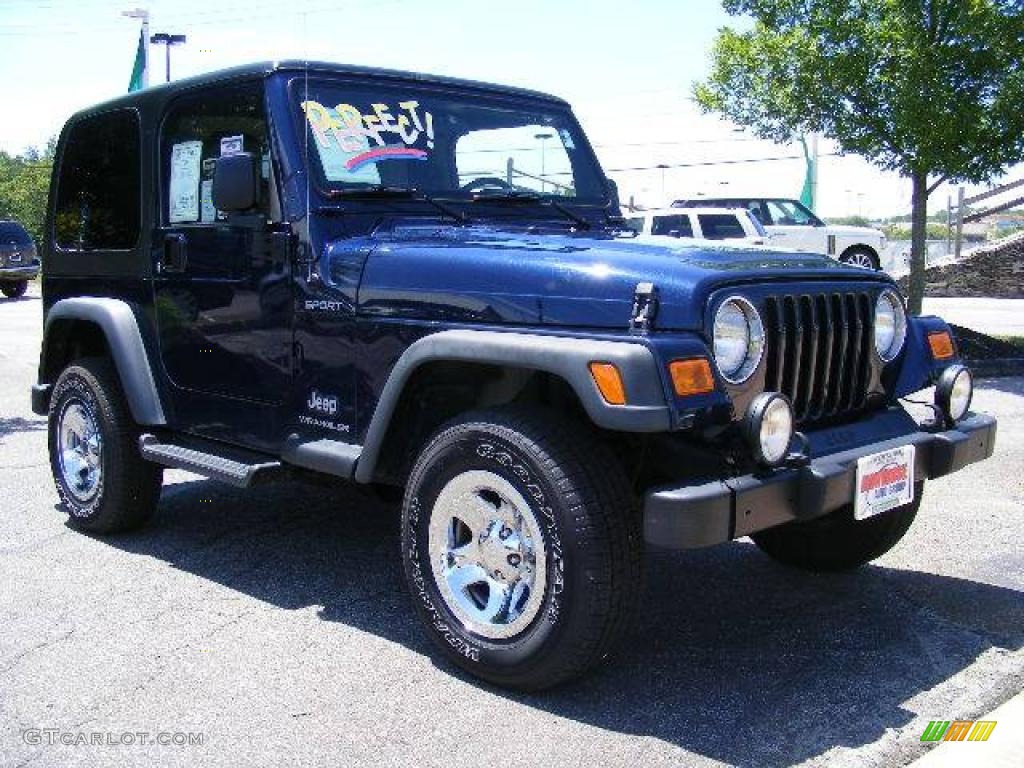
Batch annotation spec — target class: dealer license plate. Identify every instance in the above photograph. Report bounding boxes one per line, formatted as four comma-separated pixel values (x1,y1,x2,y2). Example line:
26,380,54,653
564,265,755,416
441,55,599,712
854,445,915,520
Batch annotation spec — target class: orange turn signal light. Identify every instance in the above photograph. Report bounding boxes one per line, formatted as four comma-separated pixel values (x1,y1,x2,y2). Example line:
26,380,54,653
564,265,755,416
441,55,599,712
669,358,715,397
928,331,955,360
588,362,627,405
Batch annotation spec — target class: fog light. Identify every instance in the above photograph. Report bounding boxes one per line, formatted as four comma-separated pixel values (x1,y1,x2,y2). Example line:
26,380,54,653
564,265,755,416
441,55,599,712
744,392,794,466
935,364,973,424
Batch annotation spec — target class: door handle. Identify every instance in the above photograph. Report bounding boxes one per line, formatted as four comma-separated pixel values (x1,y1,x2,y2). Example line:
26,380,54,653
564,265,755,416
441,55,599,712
161,233,188,273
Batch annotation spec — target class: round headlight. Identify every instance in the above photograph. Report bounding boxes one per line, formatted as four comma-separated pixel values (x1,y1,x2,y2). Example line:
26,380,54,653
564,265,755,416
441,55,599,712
744,392,794,466
874,290,907,362
936,364,973,424
713,297,765,384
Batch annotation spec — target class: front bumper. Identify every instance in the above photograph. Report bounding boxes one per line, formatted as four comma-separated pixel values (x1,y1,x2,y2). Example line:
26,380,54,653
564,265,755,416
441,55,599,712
644,412,997,549
0,265,40,280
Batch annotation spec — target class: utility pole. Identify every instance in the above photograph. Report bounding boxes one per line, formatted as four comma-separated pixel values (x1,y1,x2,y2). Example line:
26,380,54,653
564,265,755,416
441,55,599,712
946,193,952,255
122,8,150,89
534,132,552,193
150,32,186,83
954,186,965,260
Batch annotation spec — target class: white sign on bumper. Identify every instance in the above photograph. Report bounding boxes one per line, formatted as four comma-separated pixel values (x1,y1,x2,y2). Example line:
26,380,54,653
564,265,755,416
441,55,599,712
854,445,915,520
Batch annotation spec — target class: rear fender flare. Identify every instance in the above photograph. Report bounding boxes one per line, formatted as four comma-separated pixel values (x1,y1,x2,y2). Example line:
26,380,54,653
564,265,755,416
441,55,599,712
39,297,166,425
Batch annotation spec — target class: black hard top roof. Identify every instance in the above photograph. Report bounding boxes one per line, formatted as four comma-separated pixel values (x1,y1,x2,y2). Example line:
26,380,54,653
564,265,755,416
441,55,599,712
71,60,569,120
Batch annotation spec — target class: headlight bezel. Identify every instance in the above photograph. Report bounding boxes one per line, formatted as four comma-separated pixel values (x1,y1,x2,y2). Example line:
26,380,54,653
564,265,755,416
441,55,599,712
713,296,766,385
874,289,907,363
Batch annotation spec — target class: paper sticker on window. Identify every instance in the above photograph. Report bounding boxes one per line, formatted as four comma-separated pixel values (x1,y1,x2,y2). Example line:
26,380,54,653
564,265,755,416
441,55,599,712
301,99,434,182
169,140,202,223
559,129,575,150
220,135,243,156
200,179,217,223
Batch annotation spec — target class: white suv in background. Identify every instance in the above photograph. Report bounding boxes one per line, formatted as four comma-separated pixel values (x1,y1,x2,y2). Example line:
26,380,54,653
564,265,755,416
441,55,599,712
623,206,769,246
673,197,885,270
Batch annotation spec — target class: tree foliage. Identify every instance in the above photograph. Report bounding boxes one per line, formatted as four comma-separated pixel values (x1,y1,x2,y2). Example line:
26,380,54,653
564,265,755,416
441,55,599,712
694,0,1024,312
0,138,56,245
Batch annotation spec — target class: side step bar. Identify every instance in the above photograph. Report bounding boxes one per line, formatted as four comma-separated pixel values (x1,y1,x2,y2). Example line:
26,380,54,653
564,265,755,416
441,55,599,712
138,434,283,488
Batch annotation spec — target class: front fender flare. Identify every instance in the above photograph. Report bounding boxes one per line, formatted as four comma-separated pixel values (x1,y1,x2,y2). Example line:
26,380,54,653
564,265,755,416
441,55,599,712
38,298,166,425
353,329,671,483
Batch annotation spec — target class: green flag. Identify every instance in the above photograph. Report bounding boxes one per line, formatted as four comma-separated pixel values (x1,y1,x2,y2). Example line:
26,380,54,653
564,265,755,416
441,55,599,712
128,30,146,92
799,135,815,209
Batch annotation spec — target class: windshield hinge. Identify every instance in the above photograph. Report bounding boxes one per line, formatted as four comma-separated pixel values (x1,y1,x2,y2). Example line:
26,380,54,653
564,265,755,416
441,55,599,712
630,282,659,333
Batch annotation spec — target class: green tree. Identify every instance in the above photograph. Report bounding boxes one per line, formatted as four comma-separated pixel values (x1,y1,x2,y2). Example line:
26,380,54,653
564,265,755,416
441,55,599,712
0,138,56,245
694,0,1024,313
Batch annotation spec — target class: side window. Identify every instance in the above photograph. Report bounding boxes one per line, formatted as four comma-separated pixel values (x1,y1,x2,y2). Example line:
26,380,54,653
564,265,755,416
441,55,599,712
745,200,769,225
651,214,693,237
698,214,746,240
54,110,140,250
767,200,813,226
161,82,269,225
624,217,644,234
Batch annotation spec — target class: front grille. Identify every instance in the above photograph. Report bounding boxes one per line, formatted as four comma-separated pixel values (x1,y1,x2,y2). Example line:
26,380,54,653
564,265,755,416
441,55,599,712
763,292,874,423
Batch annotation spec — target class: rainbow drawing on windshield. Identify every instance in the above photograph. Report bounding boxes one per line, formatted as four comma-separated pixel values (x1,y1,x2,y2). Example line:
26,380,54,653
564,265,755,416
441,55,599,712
344,146,428,172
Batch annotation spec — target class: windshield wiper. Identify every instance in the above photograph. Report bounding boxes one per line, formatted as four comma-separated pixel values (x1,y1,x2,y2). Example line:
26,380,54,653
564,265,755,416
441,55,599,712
470,189,590,230
543,198,591,231
327,185,418,199
470,189,540,202
326,186,466,223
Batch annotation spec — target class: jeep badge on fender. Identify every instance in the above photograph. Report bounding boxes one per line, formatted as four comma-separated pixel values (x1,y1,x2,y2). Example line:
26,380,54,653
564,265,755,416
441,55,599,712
32,61,997,691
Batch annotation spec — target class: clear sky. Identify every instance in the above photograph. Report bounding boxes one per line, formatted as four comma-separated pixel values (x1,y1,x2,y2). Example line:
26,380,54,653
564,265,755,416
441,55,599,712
0,0,1015,218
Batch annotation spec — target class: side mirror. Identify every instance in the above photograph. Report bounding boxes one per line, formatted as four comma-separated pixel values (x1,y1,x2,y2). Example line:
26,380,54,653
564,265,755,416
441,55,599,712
212,152,260,212
668,229,682,238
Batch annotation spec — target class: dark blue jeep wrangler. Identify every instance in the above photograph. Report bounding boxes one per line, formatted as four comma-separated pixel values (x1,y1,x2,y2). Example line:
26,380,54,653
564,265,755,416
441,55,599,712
32,62,996,689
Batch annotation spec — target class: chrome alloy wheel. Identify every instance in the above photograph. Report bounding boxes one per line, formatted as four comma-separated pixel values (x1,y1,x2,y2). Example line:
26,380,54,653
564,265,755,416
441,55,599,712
57,399,103,503
843,251,876,269
428,470,547,640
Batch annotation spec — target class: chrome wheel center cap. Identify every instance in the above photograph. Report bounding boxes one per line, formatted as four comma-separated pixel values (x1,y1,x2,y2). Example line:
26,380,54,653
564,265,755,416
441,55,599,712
478,520,525,582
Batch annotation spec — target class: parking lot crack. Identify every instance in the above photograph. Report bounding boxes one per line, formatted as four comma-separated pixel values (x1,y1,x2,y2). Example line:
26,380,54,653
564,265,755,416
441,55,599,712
1,628,76,675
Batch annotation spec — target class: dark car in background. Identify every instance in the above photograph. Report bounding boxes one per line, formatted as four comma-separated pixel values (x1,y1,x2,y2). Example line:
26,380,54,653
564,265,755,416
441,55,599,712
0,220,40,298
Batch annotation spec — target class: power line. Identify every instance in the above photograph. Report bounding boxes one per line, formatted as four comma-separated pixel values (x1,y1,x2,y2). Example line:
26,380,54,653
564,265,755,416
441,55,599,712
603,153,839,174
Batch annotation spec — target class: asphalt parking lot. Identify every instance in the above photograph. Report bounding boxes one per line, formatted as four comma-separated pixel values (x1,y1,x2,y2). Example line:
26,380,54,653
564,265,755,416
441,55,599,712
1,286,1022,768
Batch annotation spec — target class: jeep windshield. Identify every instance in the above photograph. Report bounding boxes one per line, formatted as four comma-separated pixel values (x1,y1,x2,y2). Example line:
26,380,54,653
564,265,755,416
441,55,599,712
295,81,608,205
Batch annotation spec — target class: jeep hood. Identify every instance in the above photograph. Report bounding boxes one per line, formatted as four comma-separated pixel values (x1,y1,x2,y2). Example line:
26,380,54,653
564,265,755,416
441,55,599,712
352,225,892,331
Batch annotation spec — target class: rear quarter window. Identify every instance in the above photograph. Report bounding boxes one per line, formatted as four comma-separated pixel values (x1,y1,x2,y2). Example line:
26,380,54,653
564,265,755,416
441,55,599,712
53,110,141,251
698,214,746,240
651,214,693,237
624,217,645,234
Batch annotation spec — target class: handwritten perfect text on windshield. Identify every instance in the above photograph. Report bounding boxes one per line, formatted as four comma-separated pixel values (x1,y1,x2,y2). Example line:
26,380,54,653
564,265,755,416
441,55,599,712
301,100,435,173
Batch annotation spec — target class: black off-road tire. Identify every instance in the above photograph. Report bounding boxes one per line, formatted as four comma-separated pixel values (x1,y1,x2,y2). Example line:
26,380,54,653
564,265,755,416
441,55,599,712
401,407,642,690
48,358,163,533
1,280,28,298
751,482,923,572
839,246,881,271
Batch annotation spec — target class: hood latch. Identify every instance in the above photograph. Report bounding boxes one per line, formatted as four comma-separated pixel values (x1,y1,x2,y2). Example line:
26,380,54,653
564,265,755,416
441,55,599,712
630,282,659,333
